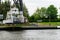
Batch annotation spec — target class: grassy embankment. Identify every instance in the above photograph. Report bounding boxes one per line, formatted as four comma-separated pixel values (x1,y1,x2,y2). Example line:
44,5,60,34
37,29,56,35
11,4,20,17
0,23,30,28
38,22,60,27
0,22,60,28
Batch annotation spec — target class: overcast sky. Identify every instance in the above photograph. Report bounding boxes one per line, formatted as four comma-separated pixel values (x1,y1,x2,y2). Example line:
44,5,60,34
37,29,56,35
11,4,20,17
23,0,60,16
2,0,60,16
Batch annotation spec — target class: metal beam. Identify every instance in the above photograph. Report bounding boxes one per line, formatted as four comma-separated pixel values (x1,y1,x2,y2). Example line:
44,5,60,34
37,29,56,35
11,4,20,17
13,0,23,11
19,0,23,11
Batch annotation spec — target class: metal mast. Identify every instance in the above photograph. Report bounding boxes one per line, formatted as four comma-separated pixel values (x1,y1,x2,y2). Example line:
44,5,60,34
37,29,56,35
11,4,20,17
19,0,23,11
13,0,23,11
13,0,24,23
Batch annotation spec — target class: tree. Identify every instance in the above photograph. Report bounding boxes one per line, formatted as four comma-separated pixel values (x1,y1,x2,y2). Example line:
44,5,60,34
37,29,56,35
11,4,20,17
29,8,41,22
40,7,47,18
34,8,41,20
46,5,58,20
46,5,58,26
33,7,47,20
23,4,29,19
30,7,47,22
29,5,58,22
29,15,35,22
0,2,3,14
0,1,10,20
3,1,10,19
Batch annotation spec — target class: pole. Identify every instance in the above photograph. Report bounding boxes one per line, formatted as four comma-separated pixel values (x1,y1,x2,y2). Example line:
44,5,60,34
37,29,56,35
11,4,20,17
19,0,23,11
49,15,51,27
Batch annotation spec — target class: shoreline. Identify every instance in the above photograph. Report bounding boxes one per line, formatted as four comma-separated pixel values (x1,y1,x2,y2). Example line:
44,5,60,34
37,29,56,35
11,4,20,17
0,27,58,31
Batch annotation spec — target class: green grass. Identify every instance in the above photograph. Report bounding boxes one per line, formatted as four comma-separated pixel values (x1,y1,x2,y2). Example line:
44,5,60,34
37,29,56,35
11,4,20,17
0,22,60,28
0,23,31,28
16,23,31,27
38,22,60,27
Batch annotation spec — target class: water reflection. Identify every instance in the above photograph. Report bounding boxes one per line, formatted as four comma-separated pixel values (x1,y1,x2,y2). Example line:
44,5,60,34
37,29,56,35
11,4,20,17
0,30,59,40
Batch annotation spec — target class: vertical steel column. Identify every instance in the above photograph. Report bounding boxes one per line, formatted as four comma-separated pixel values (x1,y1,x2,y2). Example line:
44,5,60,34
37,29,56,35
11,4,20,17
13,0,24,23
13,0,23,13
19,0,23,11
19,0,24,23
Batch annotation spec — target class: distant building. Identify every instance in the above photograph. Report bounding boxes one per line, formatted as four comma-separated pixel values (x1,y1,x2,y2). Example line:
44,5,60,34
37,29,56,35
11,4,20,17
3,7,25,24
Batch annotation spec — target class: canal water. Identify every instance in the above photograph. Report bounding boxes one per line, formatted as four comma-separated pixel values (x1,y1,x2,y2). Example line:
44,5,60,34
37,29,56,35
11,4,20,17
0,29,60,40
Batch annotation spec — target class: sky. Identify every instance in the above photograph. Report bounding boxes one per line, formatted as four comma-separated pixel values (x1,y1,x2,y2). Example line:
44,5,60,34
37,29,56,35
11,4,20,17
2,0,60,16
23,0,60,16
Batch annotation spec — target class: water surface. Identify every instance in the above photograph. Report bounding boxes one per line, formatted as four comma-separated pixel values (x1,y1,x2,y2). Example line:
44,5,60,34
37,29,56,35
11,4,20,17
0,30,60,40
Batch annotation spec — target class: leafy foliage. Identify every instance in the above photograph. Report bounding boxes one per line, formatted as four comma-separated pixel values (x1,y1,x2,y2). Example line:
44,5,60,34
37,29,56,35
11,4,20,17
46,5,58,19
0,1,10,20
30,5,58,22
23,4,29,19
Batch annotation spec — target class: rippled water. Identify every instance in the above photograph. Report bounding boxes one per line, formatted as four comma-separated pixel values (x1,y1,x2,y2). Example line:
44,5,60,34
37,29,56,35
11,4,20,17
0,30,60,40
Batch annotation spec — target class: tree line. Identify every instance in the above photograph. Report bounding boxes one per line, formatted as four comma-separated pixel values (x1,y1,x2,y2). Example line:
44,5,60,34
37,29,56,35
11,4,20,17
29,5,59,22
0,0,60,22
